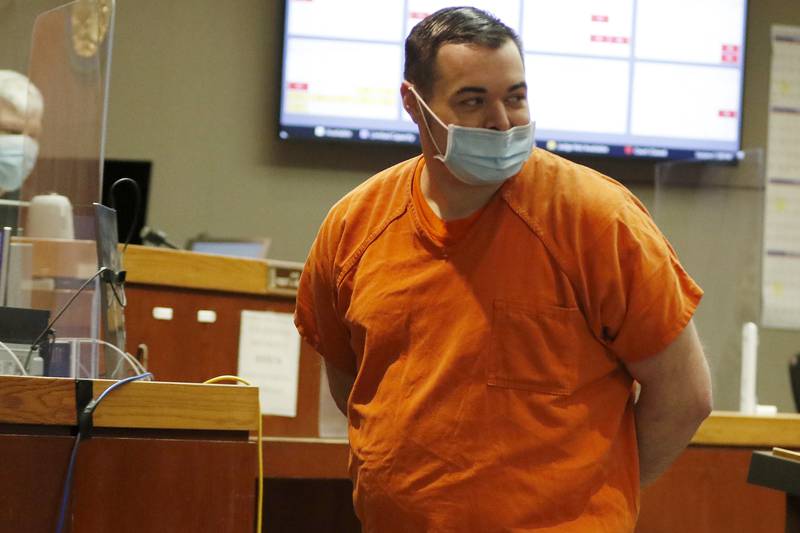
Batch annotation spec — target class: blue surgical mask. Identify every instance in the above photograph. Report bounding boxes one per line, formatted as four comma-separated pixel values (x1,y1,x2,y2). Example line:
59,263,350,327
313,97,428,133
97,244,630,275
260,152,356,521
409,86,535,186
0,134,38,194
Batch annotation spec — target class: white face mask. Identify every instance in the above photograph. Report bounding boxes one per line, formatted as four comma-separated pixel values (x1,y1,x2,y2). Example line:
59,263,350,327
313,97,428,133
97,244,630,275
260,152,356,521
408,85,535,186
0,134,38,194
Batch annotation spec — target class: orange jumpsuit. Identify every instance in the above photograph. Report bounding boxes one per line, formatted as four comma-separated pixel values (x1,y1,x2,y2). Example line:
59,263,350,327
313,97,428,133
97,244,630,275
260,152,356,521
295,150,702,532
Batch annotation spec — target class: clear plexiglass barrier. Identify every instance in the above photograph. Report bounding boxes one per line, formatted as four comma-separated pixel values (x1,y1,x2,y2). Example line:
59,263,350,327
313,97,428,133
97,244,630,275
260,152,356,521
654,149,765,410
0,0,136,380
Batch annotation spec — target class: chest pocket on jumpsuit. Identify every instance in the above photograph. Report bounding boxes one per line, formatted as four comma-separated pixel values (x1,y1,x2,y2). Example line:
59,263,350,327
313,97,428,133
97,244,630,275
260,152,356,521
487,299,597,395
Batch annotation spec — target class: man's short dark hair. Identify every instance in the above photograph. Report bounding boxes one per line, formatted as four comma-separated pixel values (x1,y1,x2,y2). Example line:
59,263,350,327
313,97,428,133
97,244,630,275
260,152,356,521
404,7,523,99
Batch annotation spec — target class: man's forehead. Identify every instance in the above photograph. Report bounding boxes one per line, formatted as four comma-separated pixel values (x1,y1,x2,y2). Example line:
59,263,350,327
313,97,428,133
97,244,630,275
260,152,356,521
431,41,525,94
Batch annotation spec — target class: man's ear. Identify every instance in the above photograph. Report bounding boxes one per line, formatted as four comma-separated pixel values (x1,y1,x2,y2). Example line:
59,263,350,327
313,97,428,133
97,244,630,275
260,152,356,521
400,82,419,125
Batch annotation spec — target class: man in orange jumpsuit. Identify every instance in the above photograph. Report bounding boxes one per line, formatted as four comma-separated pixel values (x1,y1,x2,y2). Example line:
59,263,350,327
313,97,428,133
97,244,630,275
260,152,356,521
295,7,712,532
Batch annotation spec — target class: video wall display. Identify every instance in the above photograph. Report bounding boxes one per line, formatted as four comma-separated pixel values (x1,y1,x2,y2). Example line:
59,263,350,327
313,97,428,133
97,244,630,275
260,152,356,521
279,0,748,160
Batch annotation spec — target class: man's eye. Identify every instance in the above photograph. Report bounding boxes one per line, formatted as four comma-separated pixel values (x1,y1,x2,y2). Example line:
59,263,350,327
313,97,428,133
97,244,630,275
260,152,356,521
461,98,483,107
507,94,527,104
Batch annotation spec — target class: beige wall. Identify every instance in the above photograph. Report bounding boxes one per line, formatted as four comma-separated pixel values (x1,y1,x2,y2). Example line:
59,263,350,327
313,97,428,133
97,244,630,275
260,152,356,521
3,0,800,410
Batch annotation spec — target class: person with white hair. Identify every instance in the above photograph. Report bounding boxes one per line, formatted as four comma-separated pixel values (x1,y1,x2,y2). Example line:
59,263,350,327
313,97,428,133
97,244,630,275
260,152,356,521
0,69,43,197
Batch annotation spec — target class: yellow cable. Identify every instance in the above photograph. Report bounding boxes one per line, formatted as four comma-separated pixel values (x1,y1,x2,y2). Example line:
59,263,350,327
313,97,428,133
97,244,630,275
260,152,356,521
203,375,263,532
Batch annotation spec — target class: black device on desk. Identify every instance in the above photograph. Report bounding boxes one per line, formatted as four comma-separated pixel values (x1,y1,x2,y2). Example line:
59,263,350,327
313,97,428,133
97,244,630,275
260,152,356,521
748,449,800,532
0,307,49,375
0,307,49,344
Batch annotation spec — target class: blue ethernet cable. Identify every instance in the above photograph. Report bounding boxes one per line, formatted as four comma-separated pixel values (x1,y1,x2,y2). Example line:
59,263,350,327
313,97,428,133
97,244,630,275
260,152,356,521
54,372,153,533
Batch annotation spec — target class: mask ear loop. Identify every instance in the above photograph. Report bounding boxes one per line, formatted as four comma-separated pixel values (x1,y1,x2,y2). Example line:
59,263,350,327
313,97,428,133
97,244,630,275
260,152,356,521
408,85,447,158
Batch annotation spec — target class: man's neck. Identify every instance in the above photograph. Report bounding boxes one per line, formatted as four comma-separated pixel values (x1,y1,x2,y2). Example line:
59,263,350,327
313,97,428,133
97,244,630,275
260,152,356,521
420,161,503,221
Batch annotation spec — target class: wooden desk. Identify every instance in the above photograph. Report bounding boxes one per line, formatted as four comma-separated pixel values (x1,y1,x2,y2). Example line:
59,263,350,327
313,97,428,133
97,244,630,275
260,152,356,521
122,246,358,532
258,414,800,533
0,376,260,532
635,412,800,533
121,246,319,438
748,450,800,533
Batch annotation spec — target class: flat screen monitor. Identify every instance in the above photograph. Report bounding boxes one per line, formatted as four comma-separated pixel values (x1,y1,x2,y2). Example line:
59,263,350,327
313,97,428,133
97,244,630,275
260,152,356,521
188,238,271,259
278,0,748,161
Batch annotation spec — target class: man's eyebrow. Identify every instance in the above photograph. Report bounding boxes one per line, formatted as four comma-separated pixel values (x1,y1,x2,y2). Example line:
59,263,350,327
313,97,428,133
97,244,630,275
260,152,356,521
454,86,487,95
453,82,527,96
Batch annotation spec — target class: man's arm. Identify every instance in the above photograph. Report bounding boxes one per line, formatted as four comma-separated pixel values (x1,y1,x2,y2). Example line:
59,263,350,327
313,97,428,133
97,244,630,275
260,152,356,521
325,361,355,416
624,319,712,487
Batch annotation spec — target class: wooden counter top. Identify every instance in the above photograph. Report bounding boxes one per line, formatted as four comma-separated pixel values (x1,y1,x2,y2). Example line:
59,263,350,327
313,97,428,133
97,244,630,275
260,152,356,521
0,375,260,432
123,245,271,295
13,237,301,297
259,410,800,479
692,410,800,447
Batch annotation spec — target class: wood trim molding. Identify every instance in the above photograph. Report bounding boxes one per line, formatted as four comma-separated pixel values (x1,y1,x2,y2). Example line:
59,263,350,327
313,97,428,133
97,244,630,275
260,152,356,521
0,376,75,425
122,245,271,295
692,410,800,447
0,376,259,432
90,379,260,431
258,410,800,479
13,238,299,297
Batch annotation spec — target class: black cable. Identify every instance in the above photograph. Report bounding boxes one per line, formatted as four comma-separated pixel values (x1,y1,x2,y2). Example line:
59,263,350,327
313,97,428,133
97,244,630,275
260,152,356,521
55,432,82,533
139,226,179,249
99,265,127,309
54,372,153,533
107,274,127,308
108,177,142,253
23,267,111,371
